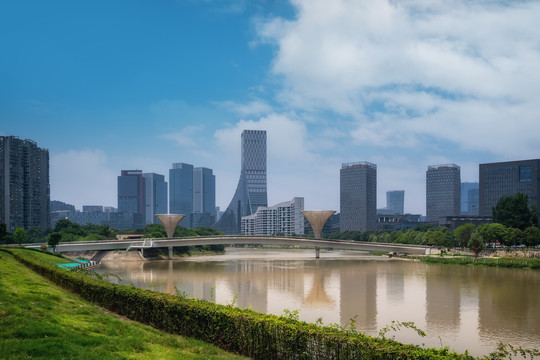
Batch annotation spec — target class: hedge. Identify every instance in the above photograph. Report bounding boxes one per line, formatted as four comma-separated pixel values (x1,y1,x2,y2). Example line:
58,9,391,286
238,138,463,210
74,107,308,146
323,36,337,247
3,248,476,360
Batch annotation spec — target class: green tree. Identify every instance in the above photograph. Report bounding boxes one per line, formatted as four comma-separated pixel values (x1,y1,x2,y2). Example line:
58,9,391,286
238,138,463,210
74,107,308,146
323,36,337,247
476,223,507,246
13,227,27,245
426,227,454,248
523,227,540,247
0,223,6,245
468,231,485,253
506,227,523,247
493,192,538,230
26,227,46,243
47,232,62,252
454,223,476,248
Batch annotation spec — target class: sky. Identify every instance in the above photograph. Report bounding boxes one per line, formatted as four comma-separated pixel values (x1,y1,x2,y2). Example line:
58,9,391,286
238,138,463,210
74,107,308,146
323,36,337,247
1,0,540,216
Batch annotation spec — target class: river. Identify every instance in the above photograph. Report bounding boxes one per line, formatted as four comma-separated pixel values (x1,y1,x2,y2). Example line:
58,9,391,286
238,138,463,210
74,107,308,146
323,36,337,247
95,248,540,357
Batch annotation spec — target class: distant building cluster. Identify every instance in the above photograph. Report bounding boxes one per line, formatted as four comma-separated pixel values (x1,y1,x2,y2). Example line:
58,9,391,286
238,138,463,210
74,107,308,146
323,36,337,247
2,134,540,234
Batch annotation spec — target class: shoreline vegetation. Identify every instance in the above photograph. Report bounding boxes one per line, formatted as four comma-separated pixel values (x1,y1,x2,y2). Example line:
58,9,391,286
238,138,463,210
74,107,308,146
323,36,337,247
2,247,539,359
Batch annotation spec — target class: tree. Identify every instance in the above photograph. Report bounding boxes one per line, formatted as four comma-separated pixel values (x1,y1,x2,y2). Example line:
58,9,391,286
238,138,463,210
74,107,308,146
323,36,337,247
47,232,62,252
468,232,485,255
13,227,27,245
523,227,540,247
0,223,6,245
476,223,507,246
493,192,538,230
454,223,476,248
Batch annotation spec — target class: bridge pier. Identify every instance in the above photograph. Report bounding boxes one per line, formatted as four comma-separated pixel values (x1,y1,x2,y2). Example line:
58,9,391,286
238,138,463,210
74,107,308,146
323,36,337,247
315,246,320,259
140,248,144,257
168,246,173,260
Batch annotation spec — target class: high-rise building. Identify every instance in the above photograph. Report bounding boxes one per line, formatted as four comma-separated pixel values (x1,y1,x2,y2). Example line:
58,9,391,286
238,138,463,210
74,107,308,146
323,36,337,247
117,170,145,229
0,136,50,231
340,162,377,232
192,167,216,226
461,182,479,215
386,190,405,214
215,130,267,234
169,163,193,227
143,173,167,225
241,197,304,236
426,164,461,224
479,159,540,221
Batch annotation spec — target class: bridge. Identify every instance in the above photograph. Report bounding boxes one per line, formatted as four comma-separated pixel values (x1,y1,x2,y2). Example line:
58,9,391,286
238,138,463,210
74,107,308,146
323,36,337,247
51,236,433,259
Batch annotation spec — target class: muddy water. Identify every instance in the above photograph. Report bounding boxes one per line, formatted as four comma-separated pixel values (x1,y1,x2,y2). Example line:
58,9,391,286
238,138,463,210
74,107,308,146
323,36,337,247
96,248,540,356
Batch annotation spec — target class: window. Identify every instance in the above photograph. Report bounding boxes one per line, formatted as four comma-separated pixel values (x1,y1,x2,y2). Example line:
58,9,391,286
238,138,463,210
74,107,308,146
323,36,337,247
520,166,531,182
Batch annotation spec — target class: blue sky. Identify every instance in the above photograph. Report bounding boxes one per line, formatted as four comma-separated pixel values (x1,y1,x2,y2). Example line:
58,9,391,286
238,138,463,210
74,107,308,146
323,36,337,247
2,0,540,216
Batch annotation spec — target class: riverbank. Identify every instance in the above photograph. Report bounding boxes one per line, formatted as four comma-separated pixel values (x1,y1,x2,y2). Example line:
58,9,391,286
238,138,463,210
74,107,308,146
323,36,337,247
0,249,247,360
420,255,540,269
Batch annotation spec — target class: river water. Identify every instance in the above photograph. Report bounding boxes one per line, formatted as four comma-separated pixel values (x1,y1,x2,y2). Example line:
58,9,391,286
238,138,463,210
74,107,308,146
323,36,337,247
95,248,540,357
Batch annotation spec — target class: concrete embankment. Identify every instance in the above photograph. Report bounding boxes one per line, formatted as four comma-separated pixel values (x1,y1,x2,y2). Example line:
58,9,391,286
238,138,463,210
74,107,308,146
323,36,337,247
63,250,146,262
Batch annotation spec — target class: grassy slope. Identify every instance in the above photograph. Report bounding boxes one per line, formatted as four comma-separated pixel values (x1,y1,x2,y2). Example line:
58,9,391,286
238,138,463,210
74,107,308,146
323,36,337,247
0,250,248,360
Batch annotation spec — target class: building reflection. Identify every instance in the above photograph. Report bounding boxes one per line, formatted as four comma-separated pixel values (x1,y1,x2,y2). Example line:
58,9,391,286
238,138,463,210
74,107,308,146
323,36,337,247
340,262,377,331
425,265,461,332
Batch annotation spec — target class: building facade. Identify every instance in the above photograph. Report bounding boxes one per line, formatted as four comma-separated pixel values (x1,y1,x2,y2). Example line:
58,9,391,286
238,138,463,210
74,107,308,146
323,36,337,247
0,136,50,231
479,159,540,220
117,170,145,229
426,164,461,225
241,197,304,236
143,173,168,225
461,182,479,215
169,163,193,227
215,130,268,234
340,162,377,232
192,167,216,226
386,190,405,214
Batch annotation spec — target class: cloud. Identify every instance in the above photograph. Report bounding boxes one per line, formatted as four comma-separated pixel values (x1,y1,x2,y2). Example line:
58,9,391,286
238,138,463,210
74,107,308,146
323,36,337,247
50,149,117,209
215,99,273,117
161,125,205,147
258,0,540,157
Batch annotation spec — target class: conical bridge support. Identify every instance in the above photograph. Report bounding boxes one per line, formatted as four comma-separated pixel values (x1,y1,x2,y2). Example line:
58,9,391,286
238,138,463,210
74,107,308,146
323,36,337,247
155,214,185,239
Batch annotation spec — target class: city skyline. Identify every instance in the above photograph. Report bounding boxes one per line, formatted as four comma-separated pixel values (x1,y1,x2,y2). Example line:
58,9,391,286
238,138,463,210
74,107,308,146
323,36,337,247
2,1,540,216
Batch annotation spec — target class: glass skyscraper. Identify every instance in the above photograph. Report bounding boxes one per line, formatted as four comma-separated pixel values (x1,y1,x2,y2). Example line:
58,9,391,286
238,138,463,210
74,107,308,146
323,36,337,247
169,163,193,227
461,182,479,215
340,162,377,232
479,159,540,221
426,164,461,224
0,136,50,231
192,167,216,227
386,190,405,214
117,170,145,229
143,173,167,225
215,130,267,234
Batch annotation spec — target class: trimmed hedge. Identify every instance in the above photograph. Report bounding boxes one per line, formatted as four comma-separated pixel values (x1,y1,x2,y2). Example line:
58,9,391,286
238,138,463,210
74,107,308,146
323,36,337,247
422,256,540,269
3,248,476,360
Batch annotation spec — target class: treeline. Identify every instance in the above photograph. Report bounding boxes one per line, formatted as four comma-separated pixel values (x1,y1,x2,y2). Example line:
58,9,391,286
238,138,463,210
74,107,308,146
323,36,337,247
0,219,224,246
325,222,540,250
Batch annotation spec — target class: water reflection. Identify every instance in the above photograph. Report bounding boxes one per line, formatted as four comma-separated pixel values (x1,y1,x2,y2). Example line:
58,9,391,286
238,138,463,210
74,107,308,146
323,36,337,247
96,249,540,356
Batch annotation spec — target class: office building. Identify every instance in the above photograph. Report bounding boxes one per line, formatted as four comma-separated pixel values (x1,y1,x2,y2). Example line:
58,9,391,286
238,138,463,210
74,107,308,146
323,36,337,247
169,163,193,227
242,197,304,236
215,130,267,234
0,136,50,231
117,170,145,229
461,182,479,215
83,205,103,213
479,159,540,221
143,173,167,225
340,162,377,232
50,200,75,213
386,190,404,214
192,167,216,226
426,164,461,224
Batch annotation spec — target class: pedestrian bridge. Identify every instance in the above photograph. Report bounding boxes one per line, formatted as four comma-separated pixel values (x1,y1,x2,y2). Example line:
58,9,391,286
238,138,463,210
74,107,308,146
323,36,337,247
52,236,433,258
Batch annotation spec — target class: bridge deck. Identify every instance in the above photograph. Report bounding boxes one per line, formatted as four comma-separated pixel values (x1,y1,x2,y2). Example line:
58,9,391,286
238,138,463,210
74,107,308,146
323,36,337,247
52,236,431,256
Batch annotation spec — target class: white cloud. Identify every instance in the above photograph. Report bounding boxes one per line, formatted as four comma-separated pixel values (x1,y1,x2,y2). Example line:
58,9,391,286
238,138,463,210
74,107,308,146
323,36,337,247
50,149,117,209
258,0,540,157
161,125,204,147
215,99,273,117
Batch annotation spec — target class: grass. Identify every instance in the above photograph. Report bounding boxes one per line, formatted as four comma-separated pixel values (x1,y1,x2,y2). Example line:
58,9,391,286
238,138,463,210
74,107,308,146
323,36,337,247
0,250,248,360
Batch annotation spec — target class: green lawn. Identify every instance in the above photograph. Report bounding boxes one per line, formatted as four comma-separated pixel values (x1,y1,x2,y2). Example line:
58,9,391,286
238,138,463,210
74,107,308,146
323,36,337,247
0,250,248,360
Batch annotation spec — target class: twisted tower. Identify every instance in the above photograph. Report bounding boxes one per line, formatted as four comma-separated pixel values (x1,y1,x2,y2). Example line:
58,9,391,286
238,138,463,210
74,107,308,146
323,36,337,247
215,130,267,234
